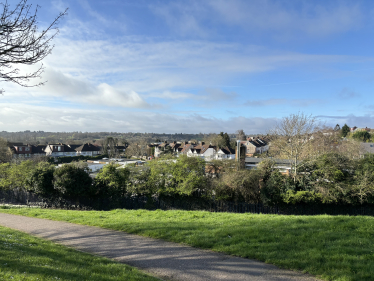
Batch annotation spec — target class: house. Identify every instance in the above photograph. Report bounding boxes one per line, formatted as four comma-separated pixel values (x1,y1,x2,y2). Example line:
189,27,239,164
10,143,33,158
75,143,101,156
169,141,181,152
350,126,358,132
176,142,191,155
32,145,47,157
245,157,292,175
187,143,217,160
215,147,235,160
154,141,170,157
44,143,77,157
240,137,269,157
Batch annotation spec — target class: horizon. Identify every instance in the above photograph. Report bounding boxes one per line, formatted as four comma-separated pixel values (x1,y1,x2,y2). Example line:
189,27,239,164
1,0,374,133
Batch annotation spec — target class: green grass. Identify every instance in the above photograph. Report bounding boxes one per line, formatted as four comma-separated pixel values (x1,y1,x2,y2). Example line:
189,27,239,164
0,225,160,281
1,209,374,281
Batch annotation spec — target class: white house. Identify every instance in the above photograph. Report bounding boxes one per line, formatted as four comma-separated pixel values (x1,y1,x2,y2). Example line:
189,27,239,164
215,147,235,160
187,143,217,160
44,143,77,157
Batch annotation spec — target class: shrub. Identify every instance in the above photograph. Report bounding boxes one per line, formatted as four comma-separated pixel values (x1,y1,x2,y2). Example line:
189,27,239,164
53,164,93,203
26,162,56,199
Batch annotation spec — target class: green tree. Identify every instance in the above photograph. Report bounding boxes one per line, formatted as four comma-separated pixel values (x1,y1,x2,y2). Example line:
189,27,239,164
26,162,56,200
53,164,93,203
260,170,289,205
351,130,371,142
0,160,35,190
171,155,207,195
341,124,350,137
94,163,130,198
219,132,231,148
130,155,207,197
0,137,12,163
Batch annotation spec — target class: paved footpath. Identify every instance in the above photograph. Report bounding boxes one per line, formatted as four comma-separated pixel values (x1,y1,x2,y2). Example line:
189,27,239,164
0,213,321,281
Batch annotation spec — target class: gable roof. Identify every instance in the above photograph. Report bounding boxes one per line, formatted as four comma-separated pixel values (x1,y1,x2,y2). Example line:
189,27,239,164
180,143,193,153
75,143,101,152
219,147,235,155
32,145,46,154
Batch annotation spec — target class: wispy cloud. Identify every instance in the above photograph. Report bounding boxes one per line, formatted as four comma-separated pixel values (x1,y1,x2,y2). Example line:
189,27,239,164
244,98,322,107
150,0,363,39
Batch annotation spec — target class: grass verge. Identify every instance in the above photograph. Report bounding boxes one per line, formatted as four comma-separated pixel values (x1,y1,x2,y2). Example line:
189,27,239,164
1,208,374,281
0,224,160,281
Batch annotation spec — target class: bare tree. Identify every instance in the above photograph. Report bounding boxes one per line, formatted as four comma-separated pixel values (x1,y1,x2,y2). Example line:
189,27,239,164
353,170,374,205
236,129,246,141
0,0,67,91
102,137,116,158
125,140,148,159
269,112,318,182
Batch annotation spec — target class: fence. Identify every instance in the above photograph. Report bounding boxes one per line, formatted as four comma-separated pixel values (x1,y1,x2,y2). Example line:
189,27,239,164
2,189,374,216
0,188,42,205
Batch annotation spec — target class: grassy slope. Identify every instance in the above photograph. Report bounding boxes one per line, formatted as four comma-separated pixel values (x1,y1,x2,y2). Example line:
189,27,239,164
1,208,374,281
0,225,160,281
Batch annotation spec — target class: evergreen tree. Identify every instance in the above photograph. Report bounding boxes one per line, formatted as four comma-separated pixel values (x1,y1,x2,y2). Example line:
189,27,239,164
341,124,350,137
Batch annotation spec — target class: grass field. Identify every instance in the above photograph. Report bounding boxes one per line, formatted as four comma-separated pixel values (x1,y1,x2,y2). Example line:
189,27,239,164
0,224,160,281
1,208,374,281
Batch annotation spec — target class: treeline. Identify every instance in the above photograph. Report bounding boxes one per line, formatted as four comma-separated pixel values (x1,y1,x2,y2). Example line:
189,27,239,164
0,131,238,145
1,153,374,209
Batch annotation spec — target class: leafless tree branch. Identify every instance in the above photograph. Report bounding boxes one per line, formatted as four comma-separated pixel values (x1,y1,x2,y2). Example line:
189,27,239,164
0,0,67,93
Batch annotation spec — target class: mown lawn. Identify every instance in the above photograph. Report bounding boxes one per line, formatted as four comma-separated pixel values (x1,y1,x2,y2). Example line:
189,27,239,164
1,207,374,281
0,224,160,281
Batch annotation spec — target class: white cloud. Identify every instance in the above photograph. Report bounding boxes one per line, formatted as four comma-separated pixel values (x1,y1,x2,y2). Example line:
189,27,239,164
43,36,355,96
244,98,323,107
317,114,374,128
0,68,149,108
0,103,278,134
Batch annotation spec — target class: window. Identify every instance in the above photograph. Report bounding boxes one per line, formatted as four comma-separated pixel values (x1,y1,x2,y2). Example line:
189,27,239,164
19,147,22,151
58,146,61,151
25,147,30,151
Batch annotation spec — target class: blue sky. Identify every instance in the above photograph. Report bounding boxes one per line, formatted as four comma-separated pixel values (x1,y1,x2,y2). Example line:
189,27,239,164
1,0,374,133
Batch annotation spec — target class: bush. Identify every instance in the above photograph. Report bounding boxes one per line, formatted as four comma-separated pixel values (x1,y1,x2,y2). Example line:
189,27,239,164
26,162,56,199
351,130,371,142
53,164,93,203
213,169,262,203
94,163,130,198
